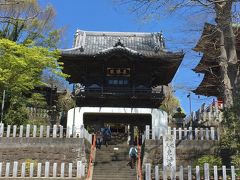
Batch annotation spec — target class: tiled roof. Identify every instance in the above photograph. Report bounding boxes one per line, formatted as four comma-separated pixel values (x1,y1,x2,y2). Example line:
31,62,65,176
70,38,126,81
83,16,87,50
61,29,175,57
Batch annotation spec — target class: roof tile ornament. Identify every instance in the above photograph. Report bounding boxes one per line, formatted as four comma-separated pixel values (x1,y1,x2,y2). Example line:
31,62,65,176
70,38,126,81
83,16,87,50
114,38,125,47
153,32,165,53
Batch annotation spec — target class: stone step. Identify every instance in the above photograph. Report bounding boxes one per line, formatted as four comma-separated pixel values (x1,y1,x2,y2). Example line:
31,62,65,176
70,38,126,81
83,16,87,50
92,173,136,177
92,178,136,180
93,171,136,175
93,135,136,180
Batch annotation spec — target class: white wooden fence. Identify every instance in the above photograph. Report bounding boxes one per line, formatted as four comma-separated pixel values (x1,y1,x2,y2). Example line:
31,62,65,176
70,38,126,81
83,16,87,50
0,124,92,144
144,125,219,140
0,161,85,178
145,163,239,180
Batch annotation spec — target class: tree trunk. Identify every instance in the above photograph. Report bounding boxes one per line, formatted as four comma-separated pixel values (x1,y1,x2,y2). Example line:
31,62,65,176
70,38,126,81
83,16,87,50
214,0,238,108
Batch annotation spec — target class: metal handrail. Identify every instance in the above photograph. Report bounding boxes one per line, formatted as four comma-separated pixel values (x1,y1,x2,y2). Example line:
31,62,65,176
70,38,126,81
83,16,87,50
137,136,142,180
87,134,96,179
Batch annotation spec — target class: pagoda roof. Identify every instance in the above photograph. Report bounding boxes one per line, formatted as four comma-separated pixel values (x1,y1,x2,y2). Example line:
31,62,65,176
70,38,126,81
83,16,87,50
192,54,220,73
192,23,240,97
193,23,220,53
193,72,222,98
61,29,183,58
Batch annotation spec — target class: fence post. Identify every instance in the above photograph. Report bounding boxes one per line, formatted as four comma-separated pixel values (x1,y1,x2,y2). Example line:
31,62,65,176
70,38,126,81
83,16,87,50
66,126,71,138
162,166,167,180
204,163,209,180
46,126,50,138
81,163,85,177
30,163,34,177
178,128,182,140
53,125,57,138
142,134,145,144
222,166,227,180
6,125,11,138
168,126,172,135
53,162,57,177
152,126,155,140
217,128,220,141
210,127,215,140
173,128,176,139
231,166,235,180
60,126,63,138
145,163,151,180
40,125,43,138
171,167,176,180
13,161,18,177
184,128,187,139
188,165,192,180
60,162,65,177
5,162,10,177
179,166,183,180
155,165,159,180
79,125,84,139
68,163,73,178
45,161,50,177
189,127,193,140
73,127,77,138
213,166,218,180
146,125,150,140
195,128,198,140
19,125,23,138
37,163,42,177
33,125,37,138
77,161,82,178
13,125,17,138
196,166,200,180
0,162,2,177
0,123,4,137
21,162,26,177
26,124,30,138
200,128,203,140
205,128,209,140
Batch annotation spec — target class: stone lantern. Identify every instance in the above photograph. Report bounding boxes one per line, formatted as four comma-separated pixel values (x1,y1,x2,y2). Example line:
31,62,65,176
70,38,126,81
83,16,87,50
173,107,186,128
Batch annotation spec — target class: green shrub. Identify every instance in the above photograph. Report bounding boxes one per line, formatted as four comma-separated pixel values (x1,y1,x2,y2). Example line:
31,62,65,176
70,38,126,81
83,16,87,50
25,159,38,173
231,155,240,176
194,155,222,167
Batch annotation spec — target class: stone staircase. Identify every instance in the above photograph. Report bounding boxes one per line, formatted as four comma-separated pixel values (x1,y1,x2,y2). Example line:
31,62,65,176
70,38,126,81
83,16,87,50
92,133,137,180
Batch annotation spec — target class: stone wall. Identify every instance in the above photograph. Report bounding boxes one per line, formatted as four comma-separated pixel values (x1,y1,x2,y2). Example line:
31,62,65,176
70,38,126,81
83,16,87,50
142,139,218,167
0,137,91,169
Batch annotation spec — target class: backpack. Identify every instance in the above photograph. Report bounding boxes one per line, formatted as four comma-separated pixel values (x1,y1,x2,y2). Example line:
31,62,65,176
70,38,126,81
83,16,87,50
131,147,137,157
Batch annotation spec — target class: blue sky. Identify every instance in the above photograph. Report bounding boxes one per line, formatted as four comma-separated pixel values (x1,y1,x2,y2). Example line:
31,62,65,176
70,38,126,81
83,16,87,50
40,0,215,115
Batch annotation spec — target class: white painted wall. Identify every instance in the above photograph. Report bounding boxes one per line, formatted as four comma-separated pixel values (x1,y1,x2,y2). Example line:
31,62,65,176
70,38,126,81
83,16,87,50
67,107,168,137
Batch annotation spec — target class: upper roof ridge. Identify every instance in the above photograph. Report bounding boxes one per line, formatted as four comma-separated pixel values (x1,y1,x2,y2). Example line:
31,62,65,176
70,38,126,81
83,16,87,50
74,29,162,37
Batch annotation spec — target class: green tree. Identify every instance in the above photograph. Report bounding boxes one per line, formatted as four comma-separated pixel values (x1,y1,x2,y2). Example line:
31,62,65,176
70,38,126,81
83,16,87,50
0,38,66,124
0,39,63,93
0,0,63,48
160,85,181,116
0,1,66,125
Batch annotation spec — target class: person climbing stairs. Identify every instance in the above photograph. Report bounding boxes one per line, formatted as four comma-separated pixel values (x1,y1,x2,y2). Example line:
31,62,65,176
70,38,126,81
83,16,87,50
92,132,137,180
